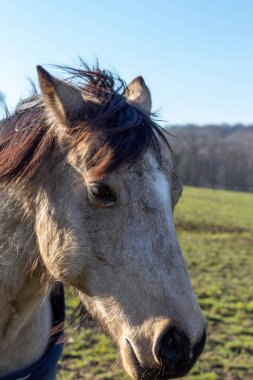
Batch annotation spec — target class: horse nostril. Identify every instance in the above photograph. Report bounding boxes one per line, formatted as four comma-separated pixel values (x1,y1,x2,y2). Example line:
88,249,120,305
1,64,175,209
157,328,182,363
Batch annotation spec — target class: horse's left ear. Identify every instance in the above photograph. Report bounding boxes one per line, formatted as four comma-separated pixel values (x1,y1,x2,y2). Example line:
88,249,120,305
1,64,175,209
124,76,152,115
37,65,85,126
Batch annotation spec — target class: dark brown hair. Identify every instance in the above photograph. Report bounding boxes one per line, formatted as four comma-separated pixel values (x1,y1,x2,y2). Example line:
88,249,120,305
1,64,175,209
0,62,170,182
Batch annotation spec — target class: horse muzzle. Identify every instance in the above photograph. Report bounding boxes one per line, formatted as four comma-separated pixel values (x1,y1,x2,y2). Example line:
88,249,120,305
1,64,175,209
121,323,206,380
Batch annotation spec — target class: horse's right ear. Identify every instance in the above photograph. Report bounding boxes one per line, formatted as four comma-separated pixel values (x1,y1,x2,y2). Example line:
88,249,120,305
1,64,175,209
124,76,152,115
37,65,84,126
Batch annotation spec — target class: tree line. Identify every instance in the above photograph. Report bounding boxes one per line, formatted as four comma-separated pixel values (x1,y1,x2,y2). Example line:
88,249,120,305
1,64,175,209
167,125,253,192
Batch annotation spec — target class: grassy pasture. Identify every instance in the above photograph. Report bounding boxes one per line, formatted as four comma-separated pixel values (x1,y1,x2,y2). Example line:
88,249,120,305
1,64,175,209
58,186,253,380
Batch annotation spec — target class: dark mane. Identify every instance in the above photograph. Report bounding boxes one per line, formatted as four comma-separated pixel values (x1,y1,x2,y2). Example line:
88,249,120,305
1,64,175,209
0,62,170,182
0,104,54,182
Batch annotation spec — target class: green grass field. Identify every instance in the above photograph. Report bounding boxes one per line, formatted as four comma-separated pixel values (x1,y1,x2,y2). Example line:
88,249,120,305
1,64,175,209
58,186,253,380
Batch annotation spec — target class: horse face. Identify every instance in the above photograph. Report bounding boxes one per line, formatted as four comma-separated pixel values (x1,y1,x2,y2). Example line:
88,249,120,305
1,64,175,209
36,149,206,379
35,66,206,379
77,153,206,380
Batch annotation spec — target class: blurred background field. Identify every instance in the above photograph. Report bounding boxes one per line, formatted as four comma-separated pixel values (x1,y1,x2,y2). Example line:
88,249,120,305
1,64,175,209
58,186,253,380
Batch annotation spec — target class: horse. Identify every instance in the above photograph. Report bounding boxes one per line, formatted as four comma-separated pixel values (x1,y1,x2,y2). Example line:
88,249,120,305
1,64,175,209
0,62,206,380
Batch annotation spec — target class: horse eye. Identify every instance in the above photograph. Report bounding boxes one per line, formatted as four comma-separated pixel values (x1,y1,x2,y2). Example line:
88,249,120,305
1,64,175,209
88,183,116,205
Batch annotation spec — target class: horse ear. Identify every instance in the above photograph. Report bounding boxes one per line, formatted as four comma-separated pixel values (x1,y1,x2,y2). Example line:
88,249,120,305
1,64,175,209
124,76,152,115
37,65,84,126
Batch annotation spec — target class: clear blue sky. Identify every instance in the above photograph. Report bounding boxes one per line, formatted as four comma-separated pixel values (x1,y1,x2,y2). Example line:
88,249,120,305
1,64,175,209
0,0,253,124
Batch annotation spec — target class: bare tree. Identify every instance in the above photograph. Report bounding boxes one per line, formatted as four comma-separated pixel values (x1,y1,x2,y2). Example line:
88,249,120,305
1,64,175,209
0,91,7,119
0,91,5,103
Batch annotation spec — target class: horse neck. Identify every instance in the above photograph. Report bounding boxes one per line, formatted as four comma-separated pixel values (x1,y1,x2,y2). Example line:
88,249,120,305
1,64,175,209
0,185,53,376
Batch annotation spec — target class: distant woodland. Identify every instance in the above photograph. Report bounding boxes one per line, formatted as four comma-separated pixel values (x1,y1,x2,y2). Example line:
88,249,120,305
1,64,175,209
166,125,253,192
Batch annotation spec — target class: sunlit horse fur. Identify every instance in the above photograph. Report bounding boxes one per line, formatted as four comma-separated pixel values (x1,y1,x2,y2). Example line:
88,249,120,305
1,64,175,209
0,63,206,380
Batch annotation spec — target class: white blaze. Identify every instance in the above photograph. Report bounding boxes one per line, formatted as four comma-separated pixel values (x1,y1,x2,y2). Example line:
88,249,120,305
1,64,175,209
153,170,170,206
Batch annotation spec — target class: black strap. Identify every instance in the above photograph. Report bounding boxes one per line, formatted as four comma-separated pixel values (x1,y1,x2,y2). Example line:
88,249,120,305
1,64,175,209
49,283,65,345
